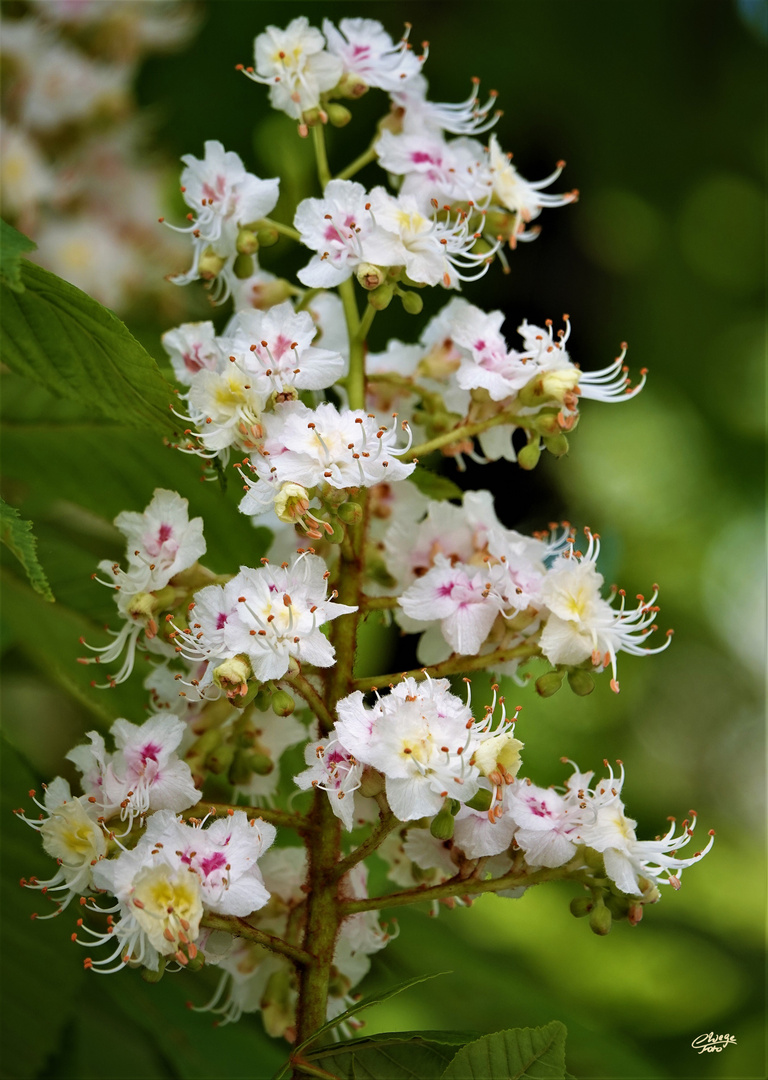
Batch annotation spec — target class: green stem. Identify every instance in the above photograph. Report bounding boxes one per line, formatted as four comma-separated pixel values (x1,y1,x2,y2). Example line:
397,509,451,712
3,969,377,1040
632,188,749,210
334,144,377,182
283,670,336,734
351,640,541,692
356,302,377,343
405,411,535,460
333,809,398,880
295,287,322,312
184,801,309,831
360,595,399,610
259,216,301,242
338,278,365,410
340,855,584,914
200,913,313,966
311,123,332,189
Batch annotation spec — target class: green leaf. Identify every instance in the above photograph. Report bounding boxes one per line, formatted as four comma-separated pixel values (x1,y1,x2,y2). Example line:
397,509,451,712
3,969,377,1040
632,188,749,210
0,261,178,433
0,217,36,292
305,1031,478,1080
407,466,463,502
0,496,55,601
272,973,451,1080
441,1022,569,1079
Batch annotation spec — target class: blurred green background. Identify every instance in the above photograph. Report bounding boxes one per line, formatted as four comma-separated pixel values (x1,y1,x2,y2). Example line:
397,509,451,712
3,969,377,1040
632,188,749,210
1,1,765,1078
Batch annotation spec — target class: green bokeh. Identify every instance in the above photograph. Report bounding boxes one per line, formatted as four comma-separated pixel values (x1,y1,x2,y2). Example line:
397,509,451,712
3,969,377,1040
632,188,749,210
1,2,765,1078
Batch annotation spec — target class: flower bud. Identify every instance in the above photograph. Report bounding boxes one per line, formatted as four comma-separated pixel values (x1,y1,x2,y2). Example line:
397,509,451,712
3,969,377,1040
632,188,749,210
399,289,424,315
326,103,352,127
236,228,259,255
205,742,236,775
185,948,206,972
324,519,346,544
535,668,566,697
465,788,493,812
430,802,456,840
141,959,166,983
261,967,295,1039
532,410,562,437
544,432,570,457
274,482,310,524
356,263,387,290
271,690,295,717
358,766,385,798
233,253,254,280
212,654,253,699
589,897,613,936
197,248,226,280
336,72,369,99
256,225,280,248
569,896,593,919
367,281,395,310
567,668,595,696
517,439,542,471
337,501,363,525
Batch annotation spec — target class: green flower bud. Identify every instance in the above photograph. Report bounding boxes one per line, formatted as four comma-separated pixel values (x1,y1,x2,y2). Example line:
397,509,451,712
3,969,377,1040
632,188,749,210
544,432,570,457
569,896,594,919
326,102,352,127
247,752,275,776
324,519,346,544
256,225,280,248
465,788,493,812
233,253,254,280
271,690,295,717
367,281,395,310
337,501,363,524
205,742,236,775
236,228,259,255
517,439,542,471
185,948,206,972
336,72,369,99
589,897,613,936
567,668,595,696
532,410,562,437
430,802,456,840
535,668,566,697
260,968,295,1039
358,766,385,798
399,289,424,315
141,958,166,983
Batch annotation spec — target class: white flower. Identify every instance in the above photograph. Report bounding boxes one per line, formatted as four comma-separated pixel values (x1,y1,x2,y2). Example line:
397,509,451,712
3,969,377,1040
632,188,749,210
392,75,502,137
375,131,492,210
539,529,672,692
245,17,343,125
294,735,364,831
487,135,578,244
503,779,583,868
223,300,345,396
184,367,266,457
0,121,54,216
335,677,483,820
238,401,414,518
16,778,106,918
322,18,422,92
166,140,279,301
294,179,402,288
161,322,224,385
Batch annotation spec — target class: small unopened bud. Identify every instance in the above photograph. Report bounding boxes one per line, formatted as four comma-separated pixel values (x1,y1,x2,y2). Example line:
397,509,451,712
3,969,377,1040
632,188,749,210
213,654,253,699
236,228,259,255
256,226,280,248
430,802,455,840
233,253,254,280
141,960,166,983
399,289,423,315
367,281,395,310
251,687,272,712
271,690,295,717
465,788,493,812
326,102,352,127
569,896,593,918
302,107,323,128
337,501,363,524
324,519,345,544
247,752,275,776
355,263,387,290
197,248,226,280
206,742,236,775
589,898,612,936
185,949,206,972
535,668,566,697
544,432,570,457
274,482,310,524
336,72,369,99
567,668,595,696
517,439,541,471
358,766,385,798
532,410,562,437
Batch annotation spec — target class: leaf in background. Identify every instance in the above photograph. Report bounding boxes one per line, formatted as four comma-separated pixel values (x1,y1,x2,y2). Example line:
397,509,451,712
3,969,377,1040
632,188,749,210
273,973,451,1080
0,217,36,292
441,1022,569,1080
407,466,463,502
0,496,54,601
0,261,178,433
0,739,86,1078
305,1030,478,1080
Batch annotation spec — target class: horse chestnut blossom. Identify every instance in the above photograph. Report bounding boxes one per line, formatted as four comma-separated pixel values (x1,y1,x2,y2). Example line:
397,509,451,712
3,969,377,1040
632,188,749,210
17,13,714,1060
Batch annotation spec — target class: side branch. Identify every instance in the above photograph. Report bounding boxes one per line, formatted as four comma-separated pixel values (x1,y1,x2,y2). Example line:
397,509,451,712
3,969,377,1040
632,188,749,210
201,913,313,967
332,808,399,880
260,216,302,242
404,411,535,460
352,640,541,692
339,855,584,913
283,670,336,733
184,801,310,831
